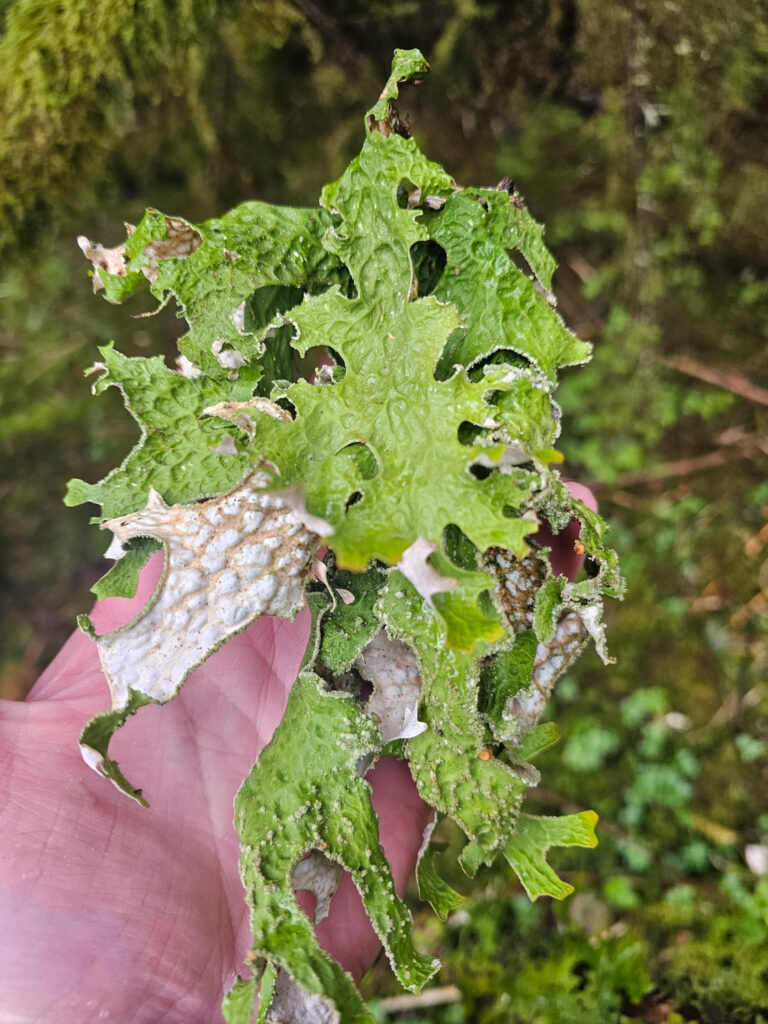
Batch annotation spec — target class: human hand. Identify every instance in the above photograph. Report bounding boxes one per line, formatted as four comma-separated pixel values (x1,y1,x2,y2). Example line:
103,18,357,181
533,481,598,579
0,554,432,1023
0,484,593,1023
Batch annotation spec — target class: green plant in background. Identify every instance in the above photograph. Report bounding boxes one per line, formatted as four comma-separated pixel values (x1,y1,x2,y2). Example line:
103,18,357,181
68,52,620,1021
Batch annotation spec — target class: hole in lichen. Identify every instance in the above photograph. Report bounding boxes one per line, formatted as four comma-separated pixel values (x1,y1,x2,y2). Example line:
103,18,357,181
326,346,345,368
443,523,480,572
345,490,363,510
244,284,306,396
434,328,467,381
411,239,447,297
506,247,536,282
397,177,417,209
337,440,378,482
299,346,346,384
245,284,356,394
458,420,489,447
275,396,296,420
294,889,317,922
467,349,532,383
584,556,600,578
247,284,304,332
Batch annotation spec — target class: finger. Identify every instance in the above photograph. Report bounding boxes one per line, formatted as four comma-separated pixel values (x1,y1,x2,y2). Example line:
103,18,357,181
1,559,312,1023
534,480,597,581
314,757,433,982
0,686,238,1023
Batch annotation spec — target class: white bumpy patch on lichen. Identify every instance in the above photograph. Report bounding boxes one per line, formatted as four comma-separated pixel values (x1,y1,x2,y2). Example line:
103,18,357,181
355,630,428,743
291,851,343,924
142,216,202,263
93,470,318,708
77,234,127,290
490,549,547,630
507,611,587,734
490,549,590,738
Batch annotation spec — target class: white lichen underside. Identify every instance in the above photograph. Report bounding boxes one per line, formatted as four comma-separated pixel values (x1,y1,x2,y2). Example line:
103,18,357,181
97,471,317,708
508,611,586,733
355,630,427,743
268,970,340,1024
291,850,343,924
490,549,590,738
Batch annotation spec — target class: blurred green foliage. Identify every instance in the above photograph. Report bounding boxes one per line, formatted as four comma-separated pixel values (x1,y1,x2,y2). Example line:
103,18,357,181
1,0,766,1019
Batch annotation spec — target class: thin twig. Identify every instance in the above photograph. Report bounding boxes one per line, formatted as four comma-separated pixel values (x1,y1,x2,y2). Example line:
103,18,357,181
664,354,768,408
380,985,462,1013
609,431,766,488
593,488,646,509
728,590,768,628
744,519,768,558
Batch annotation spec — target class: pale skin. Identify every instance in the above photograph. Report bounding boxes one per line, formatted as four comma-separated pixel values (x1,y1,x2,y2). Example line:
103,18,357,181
0,485,592,1023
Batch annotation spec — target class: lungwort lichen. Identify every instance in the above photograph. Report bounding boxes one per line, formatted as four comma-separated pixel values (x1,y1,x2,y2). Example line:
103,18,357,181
70,50,621,1024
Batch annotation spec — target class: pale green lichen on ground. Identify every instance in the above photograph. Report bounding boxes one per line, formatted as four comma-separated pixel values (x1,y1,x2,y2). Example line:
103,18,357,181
70,49,618,1022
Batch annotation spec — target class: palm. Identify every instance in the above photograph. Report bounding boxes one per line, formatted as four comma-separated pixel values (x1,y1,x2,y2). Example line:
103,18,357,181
0,558,431,1023
0,485,592,1022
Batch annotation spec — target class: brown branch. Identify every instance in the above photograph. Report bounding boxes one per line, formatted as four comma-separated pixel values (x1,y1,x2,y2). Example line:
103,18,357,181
606,430,767,488
594,488,650,509
614,449,746,487
664,354,768,408
728,590,768,628
744,520,768,558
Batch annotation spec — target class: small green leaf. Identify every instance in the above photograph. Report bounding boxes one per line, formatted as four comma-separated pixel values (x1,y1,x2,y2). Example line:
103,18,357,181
417,845,465,921
78,690,154,807
222,976,256,1024
319,563,386,673
256,962,277,1024
366,49,431,124
90,536,161,600
479,630,538,741
515,721,561,761
534,447,565,465
429,550,505,653
504,811,599,900
533,576,566,643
